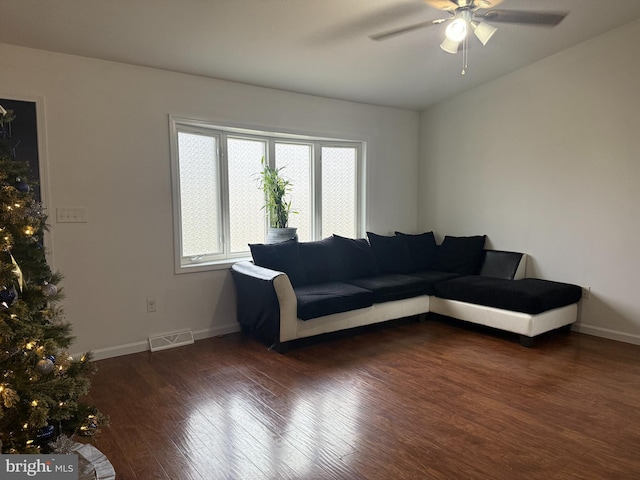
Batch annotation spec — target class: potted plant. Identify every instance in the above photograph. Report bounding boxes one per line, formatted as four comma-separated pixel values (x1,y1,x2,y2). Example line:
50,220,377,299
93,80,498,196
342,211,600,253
258,157,298,243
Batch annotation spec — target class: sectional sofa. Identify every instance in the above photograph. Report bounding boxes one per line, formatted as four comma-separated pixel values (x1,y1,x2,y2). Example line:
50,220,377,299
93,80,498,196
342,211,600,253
231,232,582,352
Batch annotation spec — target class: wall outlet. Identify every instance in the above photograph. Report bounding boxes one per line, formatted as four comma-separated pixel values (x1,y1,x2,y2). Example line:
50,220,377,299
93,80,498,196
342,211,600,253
146,297,157,313
581,286,591,300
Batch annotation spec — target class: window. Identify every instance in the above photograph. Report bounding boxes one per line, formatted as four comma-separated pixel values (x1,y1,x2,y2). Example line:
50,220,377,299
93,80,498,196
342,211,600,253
170,117,364,272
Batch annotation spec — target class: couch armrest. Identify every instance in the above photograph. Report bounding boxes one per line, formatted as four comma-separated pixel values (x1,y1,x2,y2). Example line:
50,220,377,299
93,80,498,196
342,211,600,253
230,261,297,346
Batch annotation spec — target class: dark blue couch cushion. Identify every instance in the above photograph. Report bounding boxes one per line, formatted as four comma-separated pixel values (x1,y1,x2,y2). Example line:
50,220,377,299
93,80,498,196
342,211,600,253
346,274,432,304
333,235,380,279
367,232,415,274
395,231,438,271
249,239,308,287
435,235,486,275
433,276,582,314
299,237,346,284
406,270,462,295
294,282,374,320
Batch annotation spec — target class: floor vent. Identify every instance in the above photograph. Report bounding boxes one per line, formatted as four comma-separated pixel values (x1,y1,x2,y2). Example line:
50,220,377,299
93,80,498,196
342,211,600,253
149,330,194,352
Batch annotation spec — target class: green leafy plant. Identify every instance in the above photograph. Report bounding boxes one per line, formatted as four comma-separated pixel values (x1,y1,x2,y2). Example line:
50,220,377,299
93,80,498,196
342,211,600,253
258,157,294,228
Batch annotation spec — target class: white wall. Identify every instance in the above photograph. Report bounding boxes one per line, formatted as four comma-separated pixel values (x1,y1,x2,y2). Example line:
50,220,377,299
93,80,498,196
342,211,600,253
0,43,420,358
419,19,640,345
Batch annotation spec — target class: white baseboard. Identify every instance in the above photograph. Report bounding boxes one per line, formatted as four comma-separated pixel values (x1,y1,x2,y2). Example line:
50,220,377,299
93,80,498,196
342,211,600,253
192,323,241,341
572,323,640,346
79,321,639,360
80,322,242,361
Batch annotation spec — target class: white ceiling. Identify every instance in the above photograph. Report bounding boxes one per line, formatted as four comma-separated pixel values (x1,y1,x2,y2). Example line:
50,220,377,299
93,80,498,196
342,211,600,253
2,0,640,110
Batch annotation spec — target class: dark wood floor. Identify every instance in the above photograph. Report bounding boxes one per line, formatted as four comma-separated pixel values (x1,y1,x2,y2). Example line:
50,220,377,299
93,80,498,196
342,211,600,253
83,316,640,480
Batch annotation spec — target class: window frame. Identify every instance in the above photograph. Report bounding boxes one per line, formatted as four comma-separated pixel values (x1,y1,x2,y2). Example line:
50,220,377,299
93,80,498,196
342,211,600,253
169,115,366,273
174,123,225,262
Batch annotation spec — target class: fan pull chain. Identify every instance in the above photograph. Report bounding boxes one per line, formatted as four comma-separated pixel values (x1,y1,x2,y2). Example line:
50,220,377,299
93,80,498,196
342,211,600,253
461,30,468,75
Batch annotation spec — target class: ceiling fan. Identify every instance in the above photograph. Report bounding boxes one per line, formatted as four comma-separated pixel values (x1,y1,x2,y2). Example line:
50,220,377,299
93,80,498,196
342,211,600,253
370,0,568,73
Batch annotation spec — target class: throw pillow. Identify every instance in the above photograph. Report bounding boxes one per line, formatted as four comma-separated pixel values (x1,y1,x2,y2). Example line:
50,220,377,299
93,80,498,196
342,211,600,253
249,239,308,287
395,231,438,271
298,237,346,284
332,235,380,279
367,232,416,274
435,235,487,275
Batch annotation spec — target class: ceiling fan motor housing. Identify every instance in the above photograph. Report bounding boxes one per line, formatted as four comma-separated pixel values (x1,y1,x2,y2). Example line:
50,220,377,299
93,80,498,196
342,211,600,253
424,0,497,11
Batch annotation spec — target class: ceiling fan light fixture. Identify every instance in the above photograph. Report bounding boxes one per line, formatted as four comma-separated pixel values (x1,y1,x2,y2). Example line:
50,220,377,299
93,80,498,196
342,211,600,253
440,37,460,54
472,21,497,46
445,17,468,42
441,13,470,55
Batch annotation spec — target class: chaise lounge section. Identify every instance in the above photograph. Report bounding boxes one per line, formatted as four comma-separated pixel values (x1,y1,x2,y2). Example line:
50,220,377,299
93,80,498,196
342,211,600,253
231,232,582,351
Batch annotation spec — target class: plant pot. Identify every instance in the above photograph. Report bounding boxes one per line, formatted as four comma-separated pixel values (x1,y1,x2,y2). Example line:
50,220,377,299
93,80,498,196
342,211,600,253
266,227,298,244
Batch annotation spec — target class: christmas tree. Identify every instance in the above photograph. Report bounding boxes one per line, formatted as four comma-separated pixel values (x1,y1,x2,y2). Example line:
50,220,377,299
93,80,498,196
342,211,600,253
0,104,107,453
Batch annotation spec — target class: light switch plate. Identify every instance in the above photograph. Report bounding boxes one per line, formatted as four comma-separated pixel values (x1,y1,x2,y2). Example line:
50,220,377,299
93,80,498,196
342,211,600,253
56,207,88,223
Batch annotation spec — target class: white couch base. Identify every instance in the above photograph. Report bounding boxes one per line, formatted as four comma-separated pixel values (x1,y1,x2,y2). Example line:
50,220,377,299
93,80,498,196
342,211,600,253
274,273,432,342
429,297,577,337
288,296,430,342
273,272,577,343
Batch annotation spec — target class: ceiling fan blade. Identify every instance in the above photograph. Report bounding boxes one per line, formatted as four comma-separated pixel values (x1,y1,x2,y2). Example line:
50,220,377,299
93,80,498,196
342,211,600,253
370,18,447,41
423,0,460,11
475,9,568,26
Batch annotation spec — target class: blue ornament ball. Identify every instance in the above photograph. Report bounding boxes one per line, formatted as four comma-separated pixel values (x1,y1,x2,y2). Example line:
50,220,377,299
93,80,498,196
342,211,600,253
42,282,58,297
0,287,17,307
36,424,56,443
37,357,55,374
15,179,30,193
